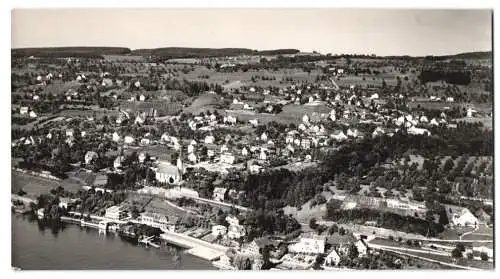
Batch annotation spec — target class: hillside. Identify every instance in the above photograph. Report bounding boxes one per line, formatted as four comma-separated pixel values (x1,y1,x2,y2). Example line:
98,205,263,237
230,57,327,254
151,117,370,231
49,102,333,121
423,51,492,61
131,47,300,58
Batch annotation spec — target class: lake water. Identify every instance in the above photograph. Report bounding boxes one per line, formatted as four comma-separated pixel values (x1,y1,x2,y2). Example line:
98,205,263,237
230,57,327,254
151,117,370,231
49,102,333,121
11,214,215,270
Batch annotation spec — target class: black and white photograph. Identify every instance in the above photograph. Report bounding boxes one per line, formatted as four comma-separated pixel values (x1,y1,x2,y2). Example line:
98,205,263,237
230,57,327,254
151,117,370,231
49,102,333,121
9,4,494,271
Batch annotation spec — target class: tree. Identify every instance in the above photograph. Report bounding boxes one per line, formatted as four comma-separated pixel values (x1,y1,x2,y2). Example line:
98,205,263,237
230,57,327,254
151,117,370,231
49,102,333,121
443,158,455,173
17,189,27,196
234,255,252,270
328,224,339,235
451,248,463,259
480,252,489,261
348,243,359,259
456,243,466,252
309,218,319,230
130,206,140,219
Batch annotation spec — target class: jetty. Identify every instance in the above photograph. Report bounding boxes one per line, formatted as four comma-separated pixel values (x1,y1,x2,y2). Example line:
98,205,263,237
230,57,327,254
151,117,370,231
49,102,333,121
139,235,160,248
161,231,229,261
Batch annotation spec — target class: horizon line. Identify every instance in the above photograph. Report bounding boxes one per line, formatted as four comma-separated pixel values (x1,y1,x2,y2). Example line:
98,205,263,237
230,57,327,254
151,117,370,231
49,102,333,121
10,46,493,58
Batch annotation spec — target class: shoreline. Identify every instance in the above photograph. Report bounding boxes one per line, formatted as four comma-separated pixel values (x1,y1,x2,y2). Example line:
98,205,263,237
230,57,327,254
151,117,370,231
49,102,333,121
55,212,227,268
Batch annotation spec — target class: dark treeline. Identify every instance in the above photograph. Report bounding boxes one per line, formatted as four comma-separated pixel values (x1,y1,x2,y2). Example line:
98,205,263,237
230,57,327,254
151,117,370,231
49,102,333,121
257,49,300,56
424,51,492,61
12,47,131,58
419,70,471,85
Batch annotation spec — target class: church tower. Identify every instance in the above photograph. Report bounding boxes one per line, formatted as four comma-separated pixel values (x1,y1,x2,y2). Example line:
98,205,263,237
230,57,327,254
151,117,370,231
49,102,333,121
177,147,184,179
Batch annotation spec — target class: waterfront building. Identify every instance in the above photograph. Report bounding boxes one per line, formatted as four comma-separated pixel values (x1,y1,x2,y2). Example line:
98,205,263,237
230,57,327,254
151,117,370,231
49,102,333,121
105,206,127,221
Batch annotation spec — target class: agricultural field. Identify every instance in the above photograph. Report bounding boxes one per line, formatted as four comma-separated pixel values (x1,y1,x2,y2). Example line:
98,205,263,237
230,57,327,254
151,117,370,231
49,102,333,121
143,197,191,218
177,66,321,88
130,145,175,161
102,55,145,62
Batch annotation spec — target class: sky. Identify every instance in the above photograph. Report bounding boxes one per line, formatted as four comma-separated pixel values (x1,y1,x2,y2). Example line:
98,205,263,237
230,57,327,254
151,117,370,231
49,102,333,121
11,8,492,56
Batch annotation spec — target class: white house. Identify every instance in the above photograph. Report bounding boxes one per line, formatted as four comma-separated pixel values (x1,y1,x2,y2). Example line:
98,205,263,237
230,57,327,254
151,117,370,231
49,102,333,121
288,236,326,255
249,119,259,127
224,115,237,125
139,94,146,101
467,108,477,118
207,149,215,158
408,126,431,136
212,225,228,237
228,224,246,239
134,81,141,88
114,155,125,169
430,118,440,126
124,136,135,144
138,153,146,163
213,187,227,202
331,131,347,141
58,197,76,209
347,128,359,138
249,164,262,174
20,107,29,115
29,111,37,118
188,153,197,163
370,93,379,100
420,115,429,123
302,114,310,123
140,138,151,146
205,135,215,144
324,249,341,266
259,150,267,160
220,153,235,164
301,138,311,150
395,116,405,127
372,127,385,137
451,208,479,227
188,144,195,154
355,240,368,257
260,132,268,142
84,151,98,165
241,147,249,156
134,114,145,125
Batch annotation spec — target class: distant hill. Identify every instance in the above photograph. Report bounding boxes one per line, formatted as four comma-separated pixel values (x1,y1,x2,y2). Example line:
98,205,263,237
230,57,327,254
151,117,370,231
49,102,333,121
11,47,131,58
131,47,300,58
423,51,492,61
